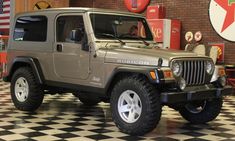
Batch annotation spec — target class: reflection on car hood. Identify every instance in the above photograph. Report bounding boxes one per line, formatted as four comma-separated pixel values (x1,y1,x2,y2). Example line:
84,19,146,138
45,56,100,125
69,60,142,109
104,45,208,66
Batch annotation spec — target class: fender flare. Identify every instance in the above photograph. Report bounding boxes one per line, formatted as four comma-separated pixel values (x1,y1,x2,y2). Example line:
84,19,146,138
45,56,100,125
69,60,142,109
105,66,163,92
7,57,45,84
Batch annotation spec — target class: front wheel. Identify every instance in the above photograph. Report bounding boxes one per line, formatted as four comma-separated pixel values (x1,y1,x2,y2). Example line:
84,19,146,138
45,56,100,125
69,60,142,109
179,98,223,124
11,67,44,111
110,76,162,135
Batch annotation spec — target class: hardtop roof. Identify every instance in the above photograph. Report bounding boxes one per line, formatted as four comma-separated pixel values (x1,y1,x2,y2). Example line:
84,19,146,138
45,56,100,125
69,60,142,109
15,7,144,17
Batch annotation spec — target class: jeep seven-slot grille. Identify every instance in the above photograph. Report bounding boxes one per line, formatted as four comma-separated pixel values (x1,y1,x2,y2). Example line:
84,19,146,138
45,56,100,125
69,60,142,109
181,60,206,85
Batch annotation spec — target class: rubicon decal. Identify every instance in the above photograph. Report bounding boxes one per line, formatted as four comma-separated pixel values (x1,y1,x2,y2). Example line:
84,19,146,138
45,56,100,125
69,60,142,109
209,0,235,41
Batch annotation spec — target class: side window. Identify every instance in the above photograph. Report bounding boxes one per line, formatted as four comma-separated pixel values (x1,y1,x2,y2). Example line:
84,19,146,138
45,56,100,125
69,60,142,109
13,16,47,42
56,16,84,43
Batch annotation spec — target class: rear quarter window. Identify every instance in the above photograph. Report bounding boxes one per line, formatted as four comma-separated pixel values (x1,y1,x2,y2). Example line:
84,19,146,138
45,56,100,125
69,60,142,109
13,16,48,42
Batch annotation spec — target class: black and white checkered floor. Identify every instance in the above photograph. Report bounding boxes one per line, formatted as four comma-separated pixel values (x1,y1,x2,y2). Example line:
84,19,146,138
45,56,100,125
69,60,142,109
0,80,235,141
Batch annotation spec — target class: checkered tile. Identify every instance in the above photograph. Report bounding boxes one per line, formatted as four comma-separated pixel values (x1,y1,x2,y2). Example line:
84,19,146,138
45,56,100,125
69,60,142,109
0,79,235,141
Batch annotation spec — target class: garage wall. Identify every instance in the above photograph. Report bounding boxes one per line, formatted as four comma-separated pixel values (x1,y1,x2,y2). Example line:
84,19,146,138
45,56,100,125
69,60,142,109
70,0,124,10
152,0,235,65
70,0,235,64
15,0,69,13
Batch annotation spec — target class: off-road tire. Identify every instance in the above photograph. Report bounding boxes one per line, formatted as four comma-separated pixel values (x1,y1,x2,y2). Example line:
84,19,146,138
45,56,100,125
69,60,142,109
73,92,101,106
110,76,162,135
11,67,44,111
179,98,223,124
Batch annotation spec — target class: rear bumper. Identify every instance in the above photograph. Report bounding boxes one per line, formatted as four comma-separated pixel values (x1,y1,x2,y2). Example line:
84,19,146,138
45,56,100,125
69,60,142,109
161,85,233,104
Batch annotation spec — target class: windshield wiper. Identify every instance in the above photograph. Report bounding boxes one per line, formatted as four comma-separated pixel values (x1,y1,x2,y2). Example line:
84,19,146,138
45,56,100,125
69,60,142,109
136,36,150,46
119,34,150,46
97,33,126,45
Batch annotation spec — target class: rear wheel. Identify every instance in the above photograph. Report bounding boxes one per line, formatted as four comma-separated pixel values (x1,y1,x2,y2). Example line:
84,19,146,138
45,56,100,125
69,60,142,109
110,76,162,135
179,98,223,124
11,67,44,111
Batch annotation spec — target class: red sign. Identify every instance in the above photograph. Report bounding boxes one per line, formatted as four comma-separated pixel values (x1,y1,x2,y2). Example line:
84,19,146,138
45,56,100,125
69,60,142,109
208,43,225,63
147,19,163,42
170,20,181,50
209,0,235,41
124,0,150,13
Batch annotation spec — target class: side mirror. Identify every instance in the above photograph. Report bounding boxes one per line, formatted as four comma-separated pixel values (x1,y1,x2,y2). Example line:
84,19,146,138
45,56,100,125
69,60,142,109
70,29,83,42
70,28,90,52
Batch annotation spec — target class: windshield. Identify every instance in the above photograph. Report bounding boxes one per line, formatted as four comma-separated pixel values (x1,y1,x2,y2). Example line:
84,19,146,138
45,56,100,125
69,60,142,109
90,13,153,41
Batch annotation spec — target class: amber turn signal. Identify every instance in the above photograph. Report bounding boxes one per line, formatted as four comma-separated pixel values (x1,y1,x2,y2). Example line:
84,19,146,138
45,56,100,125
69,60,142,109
150,71,157,80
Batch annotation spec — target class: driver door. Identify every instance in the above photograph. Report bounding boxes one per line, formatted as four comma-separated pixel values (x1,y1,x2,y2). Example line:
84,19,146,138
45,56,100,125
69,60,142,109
53,15,90,80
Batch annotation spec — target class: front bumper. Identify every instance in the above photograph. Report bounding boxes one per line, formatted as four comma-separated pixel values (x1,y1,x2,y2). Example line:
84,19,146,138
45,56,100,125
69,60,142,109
161,85,233,104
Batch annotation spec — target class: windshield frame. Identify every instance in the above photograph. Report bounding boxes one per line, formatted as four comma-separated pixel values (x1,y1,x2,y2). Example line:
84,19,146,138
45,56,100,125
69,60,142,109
88,12,154,42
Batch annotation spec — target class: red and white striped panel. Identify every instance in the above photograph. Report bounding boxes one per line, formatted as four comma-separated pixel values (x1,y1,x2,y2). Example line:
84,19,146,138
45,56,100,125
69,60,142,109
0,0,10,29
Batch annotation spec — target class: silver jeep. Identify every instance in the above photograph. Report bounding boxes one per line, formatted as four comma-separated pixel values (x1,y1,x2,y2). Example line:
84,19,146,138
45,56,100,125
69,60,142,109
4,8,233,135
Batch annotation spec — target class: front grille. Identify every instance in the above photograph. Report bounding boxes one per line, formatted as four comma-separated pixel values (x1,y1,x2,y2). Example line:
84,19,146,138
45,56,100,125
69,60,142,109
181,60,206,85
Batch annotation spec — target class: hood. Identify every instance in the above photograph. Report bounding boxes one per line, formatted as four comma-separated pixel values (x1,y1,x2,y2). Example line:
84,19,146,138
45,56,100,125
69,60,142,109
104,46,207,66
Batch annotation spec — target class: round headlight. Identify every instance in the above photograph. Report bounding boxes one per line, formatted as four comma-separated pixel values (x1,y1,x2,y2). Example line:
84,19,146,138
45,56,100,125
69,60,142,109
206,61,214,74
172,62,182,77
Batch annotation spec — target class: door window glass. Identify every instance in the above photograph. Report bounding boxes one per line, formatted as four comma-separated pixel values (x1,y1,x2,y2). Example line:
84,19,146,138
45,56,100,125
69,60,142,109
56,16,84,43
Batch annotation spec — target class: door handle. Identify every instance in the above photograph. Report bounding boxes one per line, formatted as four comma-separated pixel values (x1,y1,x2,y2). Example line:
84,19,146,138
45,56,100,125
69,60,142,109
56,44,63,52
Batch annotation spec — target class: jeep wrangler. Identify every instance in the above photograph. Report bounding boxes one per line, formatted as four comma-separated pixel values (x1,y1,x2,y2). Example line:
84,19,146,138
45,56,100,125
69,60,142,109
4,8,233,135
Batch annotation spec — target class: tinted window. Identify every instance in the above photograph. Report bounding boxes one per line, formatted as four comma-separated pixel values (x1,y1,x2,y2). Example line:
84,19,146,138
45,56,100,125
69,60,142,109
13,16,47,42
90,14,153,41
56,16,84,42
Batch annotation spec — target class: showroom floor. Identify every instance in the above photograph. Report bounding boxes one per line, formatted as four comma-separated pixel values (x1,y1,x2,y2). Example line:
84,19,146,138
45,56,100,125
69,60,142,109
0,80,235,141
